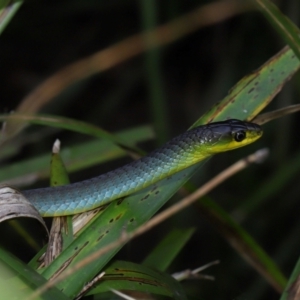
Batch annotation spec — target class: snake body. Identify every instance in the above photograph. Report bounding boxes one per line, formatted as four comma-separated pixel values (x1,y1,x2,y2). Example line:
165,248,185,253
22,119,262,216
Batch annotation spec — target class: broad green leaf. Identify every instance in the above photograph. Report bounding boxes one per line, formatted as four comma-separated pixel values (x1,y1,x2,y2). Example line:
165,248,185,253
142,227,195,272
87,260,186,299
0,247,69,300
194,46,299,126
38,45,300,298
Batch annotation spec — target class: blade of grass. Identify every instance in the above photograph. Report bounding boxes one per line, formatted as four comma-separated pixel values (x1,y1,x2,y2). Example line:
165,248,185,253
194,45,300,125
47,141,73,263
86,260,187,299
142,228,195,272
139,0,169,144
279,256,300,300
255,0,300,60
0,0,22,35
0,114,146,156
235,149,300,216
0,125,153,186
0,247,69,300
198,196,286,292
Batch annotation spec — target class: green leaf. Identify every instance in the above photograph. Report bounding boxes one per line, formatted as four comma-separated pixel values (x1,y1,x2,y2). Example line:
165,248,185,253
139,0,169,144
194,46,299,126
49,141,73,248
0,114,145,156
0,247,69,300
0,0,22,35
238,149,300,214
50,141,70,187
142,228,195,272
0,125,153,185
255,0,300,60
87,260,187,299
279,256,300,300
198,197,286,291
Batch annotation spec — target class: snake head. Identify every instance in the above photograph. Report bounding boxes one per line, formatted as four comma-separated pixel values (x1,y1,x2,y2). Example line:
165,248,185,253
201,119,263,154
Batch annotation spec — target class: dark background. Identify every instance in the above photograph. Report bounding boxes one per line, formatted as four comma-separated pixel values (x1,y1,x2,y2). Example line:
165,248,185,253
1,1,300,299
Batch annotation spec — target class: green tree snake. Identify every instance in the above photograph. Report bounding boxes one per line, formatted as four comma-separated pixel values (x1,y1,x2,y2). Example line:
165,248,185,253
22,119,262,216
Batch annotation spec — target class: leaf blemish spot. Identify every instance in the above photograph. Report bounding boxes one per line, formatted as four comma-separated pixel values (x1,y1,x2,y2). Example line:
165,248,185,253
109,218,114,223
129,218,134,223
248,88,254,94
151,186,158,192
117,198,125,205
116,214,122,220
97,234,104,241
141,194,150,201
99,205,107,212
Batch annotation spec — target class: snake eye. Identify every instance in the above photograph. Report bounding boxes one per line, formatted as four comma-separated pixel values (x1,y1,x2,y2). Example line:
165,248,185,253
234,130,246,142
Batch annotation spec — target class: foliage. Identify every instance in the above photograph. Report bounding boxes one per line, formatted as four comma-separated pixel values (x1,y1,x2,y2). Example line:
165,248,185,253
0,0,300,299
